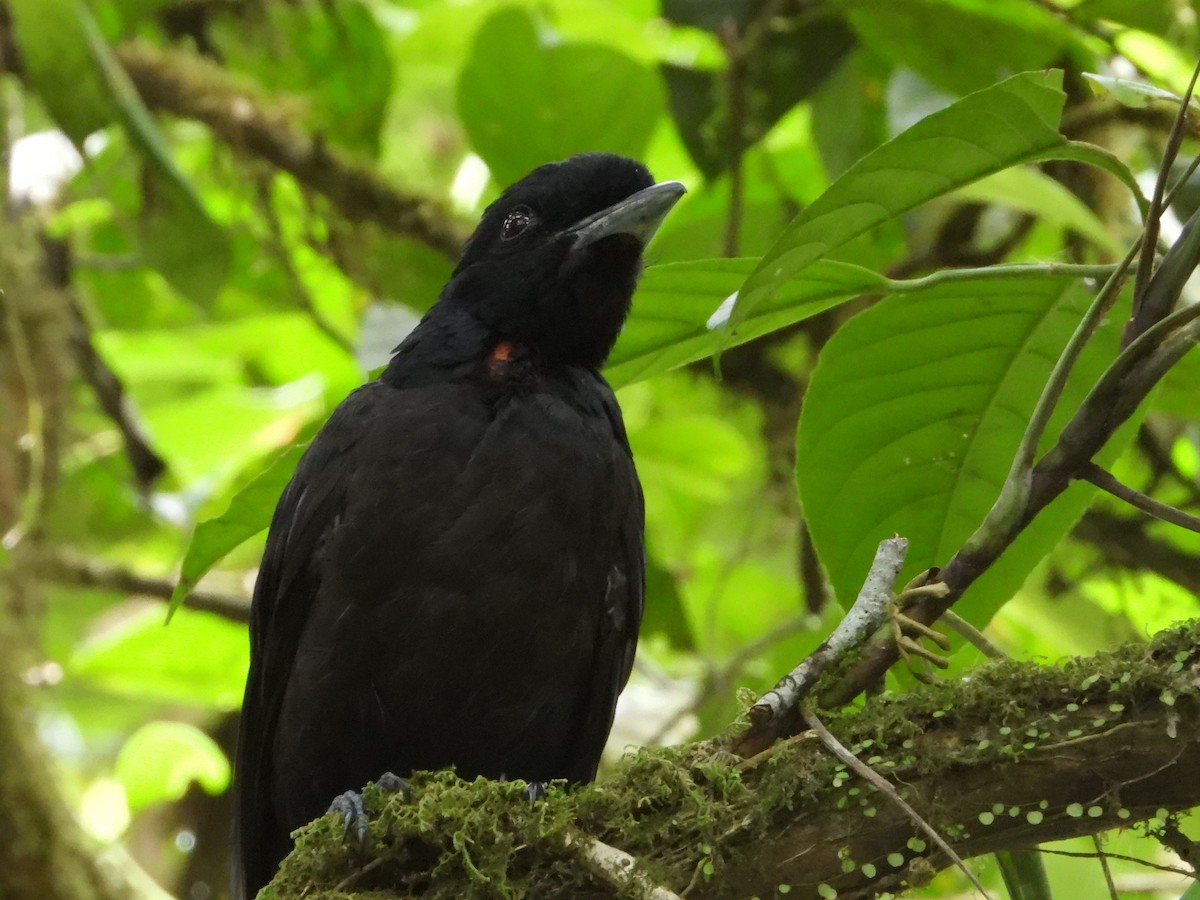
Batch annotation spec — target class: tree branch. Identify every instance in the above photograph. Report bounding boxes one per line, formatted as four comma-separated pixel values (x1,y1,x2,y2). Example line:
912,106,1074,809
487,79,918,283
34,551,250,622
112,41,469,260
1072,509,1200,597
1079,462,1200,533
266,621,1200,900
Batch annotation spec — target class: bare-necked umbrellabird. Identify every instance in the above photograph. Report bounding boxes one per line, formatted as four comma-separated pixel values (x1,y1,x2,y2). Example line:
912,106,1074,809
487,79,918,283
231,153,685,898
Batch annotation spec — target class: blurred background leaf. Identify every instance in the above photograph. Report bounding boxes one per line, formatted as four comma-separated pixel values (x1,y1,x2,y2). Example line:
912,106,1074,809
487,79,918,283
1,0,1198,897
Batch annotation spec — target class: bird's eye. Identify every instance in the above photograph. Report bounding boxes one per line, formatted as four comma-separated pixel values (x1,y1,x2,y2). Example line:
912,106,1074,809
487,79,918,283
501,206,536,241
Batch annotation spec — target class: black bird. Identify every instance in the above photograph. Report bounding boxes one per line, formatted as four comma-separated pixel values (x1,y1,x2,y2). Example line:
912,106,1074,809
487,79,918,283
231,153,685,898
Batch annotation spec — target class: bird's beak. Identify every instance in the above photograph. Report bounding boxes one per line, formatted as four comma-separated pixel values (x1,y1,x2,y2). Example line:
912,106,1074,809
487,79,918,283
567,181,687,251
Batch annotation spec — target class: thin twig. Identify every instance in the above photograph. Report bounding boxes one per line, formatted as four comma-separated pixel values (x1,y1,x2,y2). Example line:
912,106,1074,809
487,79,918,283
1034,847,1195,880
886,262,1118,293
36,551,250,622
647,613,811,748
1093,834,1119,900
1129,55,1200,341
64,289,167,490
253,174,355,354
801,702,995,900
961,242,1138,558
0,289,45,547
734,536,908,756
1079,462,1200,533
719,19,745,258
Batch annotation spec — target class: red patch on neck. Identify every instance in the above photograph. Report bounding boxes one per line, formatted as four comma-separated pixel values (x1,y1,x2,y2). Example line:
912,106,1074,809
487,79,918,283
487,340,515,374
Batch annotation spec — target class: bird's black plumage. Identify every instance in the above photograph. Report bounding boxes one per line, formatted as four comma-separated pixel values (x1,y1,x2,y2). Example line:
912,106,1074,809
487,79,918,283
231,153,684,898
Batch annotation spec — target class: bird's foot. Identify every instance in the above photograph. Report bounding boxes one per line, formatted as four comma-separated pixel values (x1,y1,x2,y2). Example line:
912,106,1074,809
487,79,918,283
498,774,547,802
326,772,411,851
889,569,952,683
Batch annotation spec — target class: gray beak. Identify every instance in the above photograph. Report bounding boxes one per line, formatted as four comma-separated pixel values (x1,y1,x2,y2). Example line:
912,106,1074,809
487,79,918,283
567,181,687,251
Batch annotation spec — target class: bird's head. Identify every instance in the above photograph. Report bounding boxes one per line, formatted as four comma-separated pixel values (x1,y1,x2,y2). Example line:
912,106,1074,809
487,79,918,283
445,153,685,370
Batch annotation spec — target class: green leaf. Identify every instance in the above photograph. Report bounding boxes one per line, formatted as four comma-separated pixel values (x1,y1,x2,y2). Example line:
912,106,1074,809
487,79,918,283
643,557,694,650
70,605,248,709
115,721,231,811
1181,879,1200,900
732,70,1138,333
810,50,890,179
77,5,233,306
8,0,115,143
110,0,174,23
838,0,1083,96
662,15,855,178
214,0,392,156
607,258,886,388
1082,72,1189,109
796,274,1128,626
457,7,663,186
169,444,305,618
956,167,1122,254
1074,0,1177,37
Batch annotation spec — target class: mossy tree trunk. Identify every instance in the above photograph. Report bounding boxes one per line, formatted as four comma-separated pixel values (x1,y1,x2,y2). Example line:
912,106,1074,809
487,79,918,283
0,222,139,900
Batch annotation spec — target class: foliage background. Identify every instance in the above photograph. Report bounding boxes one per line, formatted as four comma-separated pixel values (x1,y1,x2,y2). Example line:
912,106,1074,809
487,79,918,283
1,0,1199,897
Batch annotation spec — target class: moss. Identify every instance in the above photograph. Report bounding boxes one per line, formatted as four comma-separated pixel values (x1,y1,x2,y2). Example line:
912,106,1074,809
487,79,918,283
264,772,593,899
267,620,1200,898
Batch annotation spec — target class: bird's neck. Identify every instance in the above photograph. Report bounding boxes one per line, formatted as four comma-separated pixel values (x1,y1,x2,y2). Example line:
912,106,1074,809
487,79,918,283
380,302,597,389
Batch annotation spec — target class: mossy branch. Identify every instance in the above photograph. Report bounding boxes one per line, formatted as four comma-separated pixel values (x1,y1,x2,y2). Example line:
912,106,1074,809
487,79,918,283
113,42,469,260
266,621,1200,900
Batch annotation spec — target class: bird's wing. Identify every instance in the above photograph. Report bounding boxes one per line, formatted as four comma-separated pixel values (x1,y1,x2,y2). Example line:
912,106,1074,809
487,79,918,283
570,373,646,779
231,384,379,900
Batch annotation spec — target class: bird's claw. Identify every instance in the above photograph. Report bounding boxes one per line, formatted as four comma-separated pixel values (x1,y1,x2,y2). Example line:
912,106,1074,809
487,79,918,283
327,790,370,851
374,771,412,800
524,781,547,803
890,569,953,680
326,772,411,851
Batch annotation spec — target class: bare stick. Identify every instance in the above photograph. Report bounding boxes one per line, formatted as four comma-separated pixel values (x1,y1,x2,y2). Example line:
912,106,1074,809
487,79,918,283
1129,55,1200,340
1079,462,1200,533
37,551,250,622
801,702,995,900
65,291,167,490
735,536,908,756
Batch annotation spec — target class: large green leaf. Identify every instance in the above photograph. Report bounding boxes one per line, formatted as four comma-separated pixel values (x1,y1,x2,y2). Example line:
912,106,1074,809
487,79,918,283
1074,0,1177,37
8,0,114,143
661,14,855,178
457,7,663,186
956,167,1122,254
796,274,1129,626
115,721,230,811
730,70,1136,335
810,49,890,179
838,0,1084,96
70,605,248,709
169,444,305,618
214,0,391,156
607,258,886,388
78,7,233,306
